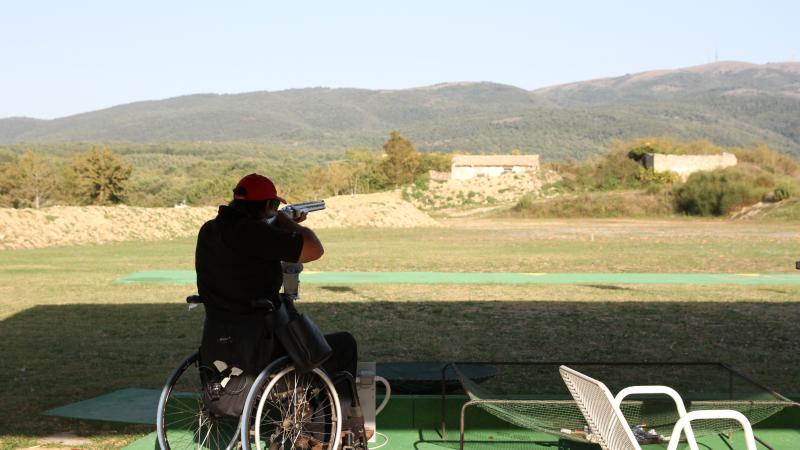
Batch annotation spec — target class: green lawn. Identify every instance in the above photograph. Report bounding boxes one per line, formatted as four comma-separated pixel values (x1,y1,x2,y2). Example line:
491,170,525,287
0,218,799,448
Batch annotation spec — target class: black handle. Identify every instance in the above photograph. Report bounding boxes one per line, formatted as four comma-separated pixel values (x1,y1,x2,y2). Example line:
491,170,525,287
250,298,276,311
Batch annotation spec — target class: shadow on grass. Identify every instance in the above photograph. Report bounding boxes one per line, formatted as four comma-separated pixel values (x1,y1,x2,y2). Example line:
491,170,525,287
583,284,632,291
319,285,357,293
1,300,799,440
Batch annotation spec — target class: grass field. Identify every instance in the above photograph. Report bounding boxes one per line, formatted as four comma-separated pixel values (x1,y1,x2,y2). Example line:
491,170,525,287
1,217,799,448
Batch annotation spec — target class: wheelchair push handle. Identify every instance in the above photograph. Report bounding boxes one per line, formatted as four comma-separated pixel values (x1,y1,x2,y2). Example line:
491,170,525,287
185,294,285,313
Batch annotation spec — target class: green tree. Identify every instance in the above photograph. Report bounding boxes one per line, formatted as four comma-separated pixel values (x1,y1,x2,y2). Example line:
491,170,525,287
380,131,420,187
325,162,352,196
0,151,55,208
66,146,133,205
183,175,237,205
344,147,387,193
418,152,452,173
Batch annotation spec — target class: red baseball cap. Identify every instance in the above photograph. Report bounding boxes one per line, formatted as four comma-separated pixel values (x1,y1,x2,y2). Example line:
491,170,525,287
233,173,286,203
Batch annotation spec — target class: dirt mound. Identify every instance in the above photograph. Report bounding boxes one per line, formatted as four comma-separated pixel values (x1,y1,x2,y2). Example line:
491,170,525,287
0,205,218,250
731,198,800,220
0,193,438,250
305,191,441,229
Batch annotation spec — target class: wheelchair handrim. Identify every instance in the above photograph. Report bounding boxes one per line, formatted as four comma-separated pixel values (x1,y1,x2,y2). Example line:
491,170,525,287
241,359,342,450
253,366,342,450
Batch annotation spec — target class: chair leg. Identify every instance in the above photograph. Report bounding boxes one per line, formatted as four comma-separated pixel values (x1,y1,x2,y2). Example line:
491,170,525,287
440,362,455,439
459,401,477,450
667,410,757,450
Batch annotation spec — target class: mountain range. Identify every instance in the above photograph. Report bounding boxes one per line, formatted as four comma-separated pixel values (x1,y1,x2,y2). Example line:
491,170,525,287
2,61,799,159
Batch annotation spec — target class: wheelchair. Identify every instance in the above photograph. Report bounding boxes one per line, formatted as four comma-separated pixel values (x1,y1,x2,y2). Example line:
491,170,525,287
156,295,366,450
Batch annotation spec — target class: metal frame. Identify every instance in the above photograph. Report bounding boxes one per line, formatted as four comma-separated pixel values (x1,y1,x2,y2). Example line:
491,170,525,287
456,398,577,450
438,360,798,449
560,365,758,450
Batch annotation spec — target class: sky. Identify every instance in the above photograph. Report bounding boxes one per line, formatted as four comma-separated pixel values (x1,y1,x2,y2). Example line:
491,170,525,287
1,0,798,119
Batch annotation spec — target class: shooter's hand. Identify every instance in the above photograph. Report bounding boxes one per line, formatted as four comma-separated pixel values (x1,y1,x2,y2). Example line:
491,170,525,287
294,211,308,223
273,210,298,230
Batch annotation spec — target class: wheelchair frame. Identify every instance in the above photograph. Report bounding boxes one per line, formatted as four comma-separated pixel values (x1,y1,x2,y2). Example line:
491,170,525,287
157,353,344,450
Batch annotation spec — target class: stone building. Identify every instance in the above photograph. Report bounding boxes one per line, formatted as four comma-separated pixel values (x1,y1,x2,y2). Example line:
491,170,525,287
642,152,737,181
450,155,540,181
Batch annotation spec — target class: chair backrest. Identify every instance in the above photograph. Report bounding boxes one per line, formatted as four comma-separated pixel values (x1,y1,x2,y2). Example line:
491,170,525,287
560,366,640,450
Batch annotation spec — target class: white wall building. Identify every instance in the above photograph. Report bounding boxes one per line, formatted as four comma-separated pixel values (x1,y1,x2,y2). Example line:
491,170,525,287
642,152,737,181
451,155,540,180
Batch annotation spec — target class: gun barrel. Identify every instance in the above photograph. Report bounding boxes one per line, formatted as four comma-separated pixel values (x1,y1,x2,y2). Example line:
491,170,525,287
282,200,326,219
293,200,326,212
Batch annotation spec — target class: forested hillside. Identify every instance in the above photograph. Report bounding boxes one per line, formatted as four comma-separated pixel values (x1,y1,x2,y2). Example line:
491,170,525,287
2,61,799,158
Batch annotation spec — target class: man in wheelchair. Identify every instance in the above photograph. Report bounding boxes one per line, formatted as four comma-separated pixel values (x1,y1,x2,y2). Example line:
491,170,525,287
195,173,365,448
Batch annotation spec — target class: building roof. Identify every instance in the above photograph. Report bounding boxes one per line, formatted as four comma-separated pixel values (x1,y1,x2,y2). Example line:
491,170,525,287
452,154,539,167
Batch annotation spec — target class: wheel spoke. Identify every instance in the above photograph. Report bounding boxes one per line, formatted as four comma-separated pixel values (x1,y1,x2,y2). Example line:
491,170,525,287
158,353,239,450
248,366,341,450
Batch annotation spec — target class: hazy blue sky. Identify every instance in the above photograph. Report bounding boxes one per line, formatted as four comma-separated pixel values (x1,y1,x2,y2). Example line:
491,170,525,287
1,0,797,119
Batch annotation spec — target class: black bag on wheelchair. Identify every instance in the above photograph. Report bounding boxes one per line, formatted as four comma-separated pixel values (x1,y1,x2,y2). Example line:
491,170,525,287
275,313,333,373
274,295,332,373
199,363,257,417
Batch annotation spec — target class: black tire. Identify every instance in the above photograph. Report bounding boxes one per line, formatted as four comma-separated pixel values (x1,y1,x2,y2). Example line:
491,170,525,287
240,357,342,450
156,351,241,450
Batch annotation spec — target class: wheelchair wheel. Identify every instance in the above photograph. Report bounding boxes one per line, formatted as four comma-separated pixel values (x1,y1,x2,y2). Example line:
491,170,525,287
156,351,241,450
241,358,342,450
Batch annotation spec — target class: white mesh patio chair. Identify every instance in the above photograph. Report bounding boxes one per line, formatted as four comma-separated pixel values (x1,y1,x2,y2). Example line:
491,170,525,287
559,365,757,450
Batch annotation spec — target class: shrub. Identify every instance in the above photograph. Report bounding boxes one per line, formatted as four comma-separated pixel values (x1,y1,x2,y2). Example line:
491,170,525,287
774,186,792,202
627,145,657,162
637,168,679,185
514,192,538,210
731,144,799,177
553,150,642,192
674,167,770,216
511,191,673,218
542,181,566,195
645,183,672,195
772,178,800,201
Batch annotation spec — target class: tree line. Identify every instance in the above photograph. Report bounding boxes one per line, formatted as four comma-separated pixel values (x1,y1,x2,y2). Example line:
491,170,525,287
4,132,796,217
302,131,451,198
0,132,452,208
0,146,131,208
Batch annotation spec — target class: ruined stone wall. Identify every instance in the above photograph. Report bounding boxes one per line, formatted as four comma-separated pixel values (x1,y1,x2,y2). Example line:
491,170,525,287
450,155,540,180
452,165,534,180
643,152,737,180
